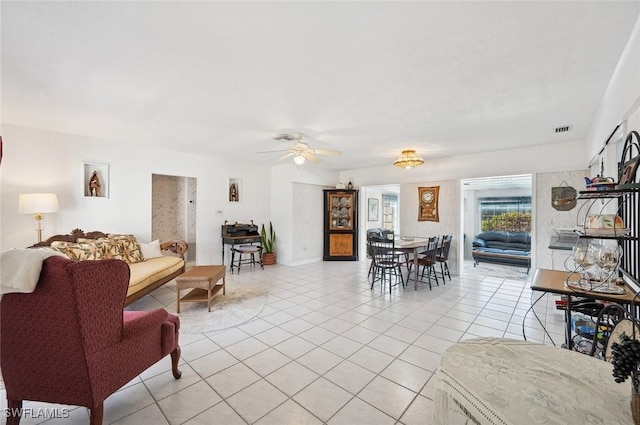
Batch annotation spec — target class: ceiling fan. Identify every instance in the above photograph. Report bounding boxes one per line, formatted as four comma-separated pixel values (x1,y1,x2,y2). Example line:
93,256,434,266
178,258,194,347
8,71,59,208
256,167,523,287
259,133,342,164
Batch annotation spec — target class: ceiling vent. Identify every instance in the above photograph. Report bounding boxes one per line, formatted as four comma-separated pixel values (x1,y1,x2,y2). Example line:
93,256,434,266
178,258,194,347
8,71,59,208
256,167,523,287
555,126,571,133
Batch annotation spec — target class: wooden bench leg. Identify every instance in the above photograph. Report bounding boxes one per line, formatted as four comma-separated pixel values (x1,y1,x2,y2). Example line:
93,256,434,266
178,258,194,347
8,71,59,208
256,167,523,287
89,404,103,425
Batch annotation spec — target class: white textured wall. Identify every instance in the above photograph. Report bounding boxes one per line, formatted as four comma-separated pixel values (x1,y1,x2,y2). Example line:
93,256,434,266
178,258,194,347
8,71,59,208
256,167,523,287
152,174,184,243
535,170,588,270
400,179,460,275
1,125,271,266
340,139,589,188
270,163,338,265
341,141,591,274
292,183,325,264
364,187,383,230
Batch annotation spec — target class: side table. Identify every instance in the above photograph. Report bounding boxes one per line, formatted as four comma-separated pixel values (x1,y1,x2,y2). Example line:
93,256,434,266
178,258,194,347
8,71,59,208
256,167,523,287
175,265,226,313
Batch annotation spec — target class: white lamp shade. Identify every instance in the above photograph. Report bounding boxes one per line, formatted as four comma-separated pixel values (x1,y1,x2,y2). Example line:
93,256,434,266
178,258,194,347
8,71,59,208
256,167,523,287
293,155,306,165
19,193,60,214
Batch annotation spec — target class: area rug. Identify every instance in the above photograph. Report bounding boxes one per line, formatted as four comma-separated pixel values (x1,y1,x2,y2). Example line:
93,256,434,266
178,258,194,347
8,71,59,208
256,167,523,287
167,285,269,334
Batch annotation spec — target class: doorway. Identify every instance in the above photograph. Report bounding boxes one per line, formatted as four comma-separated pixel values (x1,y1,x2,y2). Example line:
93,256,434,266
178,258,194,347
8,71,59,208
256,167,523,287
152,174,197,263
461,174,532,279
360,184,400,261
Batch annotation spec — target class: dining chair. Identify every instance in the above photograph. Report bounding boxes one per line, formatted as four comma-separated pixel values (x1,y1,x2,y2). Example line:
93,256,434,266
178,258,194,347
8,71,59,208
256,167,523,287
368,236,405,293
436,234,453,282
366,228,385,278
381,229,410,267
415,236,440,289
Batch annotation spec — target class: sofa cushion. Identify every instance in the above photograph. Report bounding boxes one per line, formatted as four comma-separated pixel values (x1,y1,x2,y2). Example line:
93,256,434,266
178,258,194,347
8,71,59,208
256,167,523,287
475,231,509,243
99,235,144,264
485,241,510,250
506,243,530,251
472,238,486,248
127,256,184,297
140,239,163,259
474,248,530,257
50,241,104,261
507,232,531,245
473,231,531,251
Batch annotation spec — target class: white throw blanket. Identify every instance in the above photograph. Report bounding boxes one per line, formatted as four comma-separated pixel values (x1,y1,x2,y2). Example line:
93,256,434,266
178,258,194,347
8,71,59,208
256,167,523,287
0,249,67,295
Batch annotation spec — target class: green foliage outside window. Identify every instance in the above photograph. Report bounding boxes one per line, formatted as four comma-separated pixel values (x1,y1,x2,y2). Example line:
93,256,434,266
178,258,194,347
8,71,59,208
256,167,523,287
481,212,531,232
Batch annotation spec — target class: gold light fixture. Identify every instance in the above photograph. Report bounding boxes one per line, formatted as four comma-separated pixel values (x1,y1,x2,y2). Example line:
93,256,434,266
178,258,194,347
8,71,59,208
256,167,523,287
19,193,60,243
393,150,424,169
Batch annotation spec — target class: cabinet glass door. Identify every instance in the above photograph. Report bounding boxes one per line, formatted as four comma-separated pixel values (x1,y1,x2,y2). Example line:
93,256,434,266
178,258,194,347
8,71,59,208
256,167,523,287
329,193,354,230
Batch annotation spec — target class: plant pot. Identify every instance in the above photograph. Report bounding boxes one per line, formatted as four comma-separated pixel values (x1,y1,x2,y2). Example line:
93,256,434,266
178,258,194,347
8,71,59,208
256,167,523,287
263,252,276,265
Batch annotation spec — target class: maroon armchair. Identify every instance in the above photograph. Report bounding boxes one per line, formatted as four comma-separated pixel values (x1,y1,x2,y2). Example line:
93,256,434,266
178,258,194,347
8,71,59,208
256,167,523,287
0,256,181,425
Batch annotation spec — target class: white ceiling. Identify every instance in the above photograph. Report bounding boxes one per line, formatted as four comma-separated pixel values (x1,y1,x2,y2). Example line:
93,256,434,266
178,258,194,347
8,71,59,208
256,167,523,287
3,2,640,171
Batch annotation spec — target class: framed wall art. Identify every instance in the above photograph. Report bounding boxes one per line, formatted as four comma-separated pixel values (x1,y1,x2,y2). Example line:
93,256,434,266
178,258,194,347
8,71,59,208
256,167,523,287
418,186,439,222
368,198,379,221
228,178,241,202
83,162,109,198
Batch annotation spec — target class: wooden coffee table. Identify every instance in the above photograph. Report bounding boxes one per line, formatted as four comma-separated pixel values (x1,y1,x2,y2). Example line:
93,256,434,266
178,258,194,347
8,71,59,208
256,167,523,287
175,265,226,312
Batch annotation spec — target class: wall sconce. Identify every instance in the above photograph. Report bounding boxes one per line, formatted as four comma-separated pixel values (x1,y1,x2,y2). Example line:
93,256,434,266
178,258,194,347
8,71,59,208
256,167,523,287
19,193,60,243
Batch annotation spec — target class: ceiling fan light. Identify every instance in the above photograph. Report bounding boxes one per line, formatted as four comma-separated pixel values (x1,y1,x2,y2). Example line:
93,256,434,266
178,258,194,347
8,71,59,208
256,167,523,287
293,155,306,165
393,150,424,169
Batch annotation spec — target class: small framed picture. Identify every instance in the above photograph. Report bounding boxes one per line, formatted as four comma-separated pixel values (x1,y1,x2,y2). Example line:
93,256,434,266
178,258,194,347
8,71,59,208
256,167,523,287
228,178,241,202
83,162,109,198
368,198,379,221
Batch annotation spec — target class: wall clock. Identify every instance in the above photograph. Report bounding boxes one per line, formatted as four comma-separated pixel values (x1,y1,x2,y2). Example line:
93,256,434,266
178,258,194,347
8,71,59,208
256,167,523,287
418,186,439,222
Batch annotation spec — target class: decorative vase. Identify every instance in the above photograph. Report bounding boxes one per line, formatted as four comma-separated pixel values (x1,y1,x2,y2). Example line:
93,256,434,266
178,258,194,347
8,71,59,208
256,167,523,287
263,252,276,265
632,385,640,425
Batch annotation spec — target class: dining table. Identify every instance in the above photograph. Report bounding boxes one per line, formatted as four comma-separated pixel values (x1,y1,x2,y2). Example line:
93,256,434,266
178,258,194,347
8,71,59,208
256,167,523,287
395,237,430,290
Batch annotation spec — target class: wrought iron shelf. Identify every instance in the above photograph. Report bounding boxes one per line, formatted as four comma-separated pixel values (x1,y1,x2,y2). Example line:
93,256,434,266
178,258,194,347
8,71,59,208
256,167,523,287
574,233,638,241
577,186,640,200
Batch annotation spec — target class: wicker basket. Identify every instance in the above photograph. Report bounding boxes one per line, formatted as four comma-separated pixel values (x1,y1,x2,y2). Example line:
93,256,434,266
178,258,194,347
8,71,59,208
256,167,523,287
632,385,640,425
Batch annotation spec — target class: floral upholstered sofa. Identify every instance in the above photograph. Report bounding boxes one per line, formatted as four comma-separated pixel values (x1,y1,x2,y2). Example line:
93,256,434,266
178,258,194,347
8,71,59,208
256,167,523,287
33,229,188,305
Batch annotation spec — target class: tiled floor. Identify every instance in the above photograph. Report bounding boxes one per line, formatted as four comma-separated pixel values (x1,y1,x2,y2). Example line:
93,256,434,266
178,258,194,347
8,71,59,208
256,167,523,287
1,260,566,424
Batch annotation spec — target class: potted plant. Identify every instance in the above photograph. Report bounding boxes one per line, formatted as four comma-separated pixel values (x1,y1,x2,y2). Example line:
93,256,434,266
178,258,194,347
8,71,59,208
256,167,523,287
261,221,276,265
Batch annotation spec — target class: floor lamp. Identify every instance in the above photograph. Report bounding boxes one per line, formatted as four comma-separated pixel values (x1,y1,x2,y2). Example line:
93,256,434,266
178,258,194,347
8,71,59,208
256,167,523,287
19,193,60,243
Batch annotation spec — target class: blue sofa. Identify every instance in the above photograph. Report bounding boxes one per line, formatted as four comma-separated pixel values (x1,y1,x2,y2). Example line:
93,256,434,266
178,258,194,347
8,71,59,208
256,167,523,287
471,231,531,273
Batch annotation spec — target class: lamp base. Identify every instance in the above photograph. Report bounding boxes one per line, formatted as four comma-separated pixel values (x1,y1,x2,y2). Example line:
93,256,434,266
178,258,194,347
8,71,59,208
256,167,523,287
34,215,44,243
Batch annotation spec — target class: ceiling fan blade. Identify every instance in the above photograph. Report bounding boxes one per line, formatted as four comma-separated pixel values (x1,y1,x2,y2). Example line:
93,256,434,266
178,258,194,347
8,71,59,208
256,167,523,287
312,148,342,156
302,151,321,163
257,149,290,154
277,152,295,161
